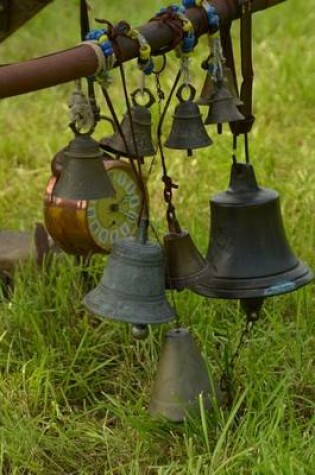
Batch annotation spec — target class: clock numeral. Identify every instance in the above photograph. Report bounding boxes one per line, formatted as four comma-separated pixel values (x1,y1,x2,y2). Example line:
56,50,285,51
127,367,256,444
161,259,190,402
119,222,131,237
125,182,136,195
128,195,141,209
113,171,128,187
100,229,109,244
87,207,96,218
90,221,99,232
110,230,119,244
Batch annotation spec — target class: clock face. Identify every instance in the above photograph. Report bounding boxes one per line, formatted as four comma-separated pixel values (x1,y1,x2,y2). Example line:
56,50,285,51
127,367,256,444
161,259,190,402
87,161,142,251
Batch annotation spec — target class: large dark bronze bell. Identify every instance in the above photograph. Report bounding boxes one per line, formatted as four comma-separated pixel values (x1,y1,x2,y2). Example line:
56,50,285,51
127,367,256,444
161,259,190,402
205,83,245,125
53,134,115,200
190,163,313,299
83,220,175,325
100,88,156,158
165,84,213,155
164,230,208,291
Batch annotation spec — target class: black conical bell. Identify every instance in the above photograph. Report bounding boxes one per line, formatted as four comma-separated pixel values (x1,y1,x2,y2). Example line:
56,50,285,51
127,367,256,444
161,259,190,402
53,135,115,200
190,163,313,299
205,84,245,125
165,84,212,155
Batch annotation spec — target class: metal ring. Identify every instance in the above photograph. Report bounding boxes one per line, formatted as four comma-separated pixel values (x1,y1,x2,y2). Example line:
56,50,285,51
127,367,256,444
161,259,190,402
176,83,196,102
152,54,167,74
131,87,156,108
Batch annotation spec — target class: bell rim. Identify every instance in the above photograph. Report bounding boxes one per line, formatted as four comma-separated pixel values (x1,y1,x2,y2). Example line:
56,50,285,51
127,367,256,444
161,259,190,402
83,286,175,324
189,261,313,299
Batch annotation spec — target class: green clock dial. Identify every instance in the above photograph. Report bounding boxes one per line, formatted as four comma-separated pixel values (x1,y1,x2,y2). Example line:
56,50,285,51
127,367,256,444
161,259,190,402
87,160,142,251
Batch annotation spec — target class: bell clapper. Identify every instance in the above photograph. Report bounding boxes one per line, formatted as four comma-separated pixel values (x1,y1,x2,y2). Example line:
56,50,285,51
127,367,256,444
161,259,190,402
132,324,149,340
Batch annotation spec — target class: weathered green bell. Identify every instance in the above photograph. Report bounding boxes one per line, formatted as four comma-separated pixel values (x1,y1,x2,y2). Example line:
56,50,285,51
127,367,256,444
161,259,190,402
83,221,175,326
190,163,313,299
149,328,216,422
164,230,208,291
53,134,115,200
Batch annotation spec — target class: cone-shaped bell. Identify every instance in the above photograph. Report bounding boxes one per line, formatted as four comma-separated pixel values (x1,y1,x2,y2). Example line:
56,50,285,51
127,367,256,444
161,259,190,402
83,222,175,325
149,328,214,422
223,66,243,106
100,106,156,158
53,135,115,200
190,163,313,299
164,231,208,291
196,73,216,106
204,84,245,125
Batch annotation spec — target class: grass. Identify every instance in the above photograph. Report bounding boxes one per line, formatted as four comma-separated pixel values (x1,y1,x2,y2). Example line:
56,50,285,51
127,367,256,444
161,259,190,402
0,0,314,473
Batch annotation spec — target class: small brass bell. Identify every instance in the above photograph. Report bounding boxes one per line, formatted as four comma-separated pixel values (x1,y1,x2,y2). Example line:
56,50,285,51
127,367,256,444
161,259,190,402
53,134,115,201
100,88,156,159
164,230,208,291
165,84,213,156
205,83,245,125
148,328,216,422
190,162,313,299
83,220,175,326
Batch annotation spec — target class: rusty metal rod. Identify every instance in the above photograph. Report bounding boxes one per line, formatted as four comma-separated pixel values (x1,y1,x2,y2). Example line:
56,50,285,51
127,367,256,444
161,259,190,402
0,0,286,99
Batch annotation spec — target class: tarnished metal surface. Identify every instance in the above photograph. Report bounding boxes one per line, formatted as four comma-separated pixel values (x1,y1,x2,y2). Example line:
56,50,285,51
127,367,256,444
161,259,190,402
83,225,175,325
0,0,52,43
149,328,214,422
190,163,313,299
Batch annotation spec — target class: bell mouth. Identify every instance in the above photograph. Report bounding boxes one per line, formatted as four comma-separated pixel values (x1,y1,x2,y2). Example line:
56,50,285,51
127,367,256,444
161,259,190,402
189,260,313,299
83,285,175,325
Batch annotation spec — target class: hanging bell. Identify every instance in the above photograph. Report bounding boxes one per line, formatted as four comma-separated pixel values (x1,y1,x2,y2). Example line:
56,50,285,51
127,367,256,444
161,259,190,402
165,84,213,156
190,162,313,299
164,230,208,291
204,83,245,125
100,88,156,159
148,328,216,422
223,66,243,106
196,72,216,106
83,220,175,325
53,134,115,201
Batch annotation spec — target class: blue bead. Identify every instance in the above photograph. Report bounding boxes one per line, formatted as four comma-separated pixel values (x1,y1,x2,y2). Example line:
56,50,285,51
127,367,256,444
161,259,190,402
182,0,195,7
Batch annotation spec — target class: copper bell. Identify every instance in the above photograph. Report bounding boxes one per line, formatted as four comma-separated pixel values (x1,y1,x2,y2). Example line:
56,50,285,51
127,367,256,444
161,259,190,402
164,230,208,291
148,328,216,422
100,88,156,158
189,163,313,299
165,84,213,156
83,220,175,327
53,134,115,200
204,83,245,125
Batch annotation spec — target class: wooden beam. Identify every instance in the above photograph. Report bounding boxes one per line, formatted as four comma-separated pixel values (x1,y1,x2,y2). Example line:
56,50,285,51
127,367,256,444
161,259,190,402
0,0,286,99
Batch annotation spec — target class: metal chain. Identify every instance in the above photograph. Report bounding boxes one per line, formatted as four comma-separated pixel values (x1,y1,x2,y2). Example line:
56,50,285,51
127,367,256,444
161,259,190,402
220,301,262,406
